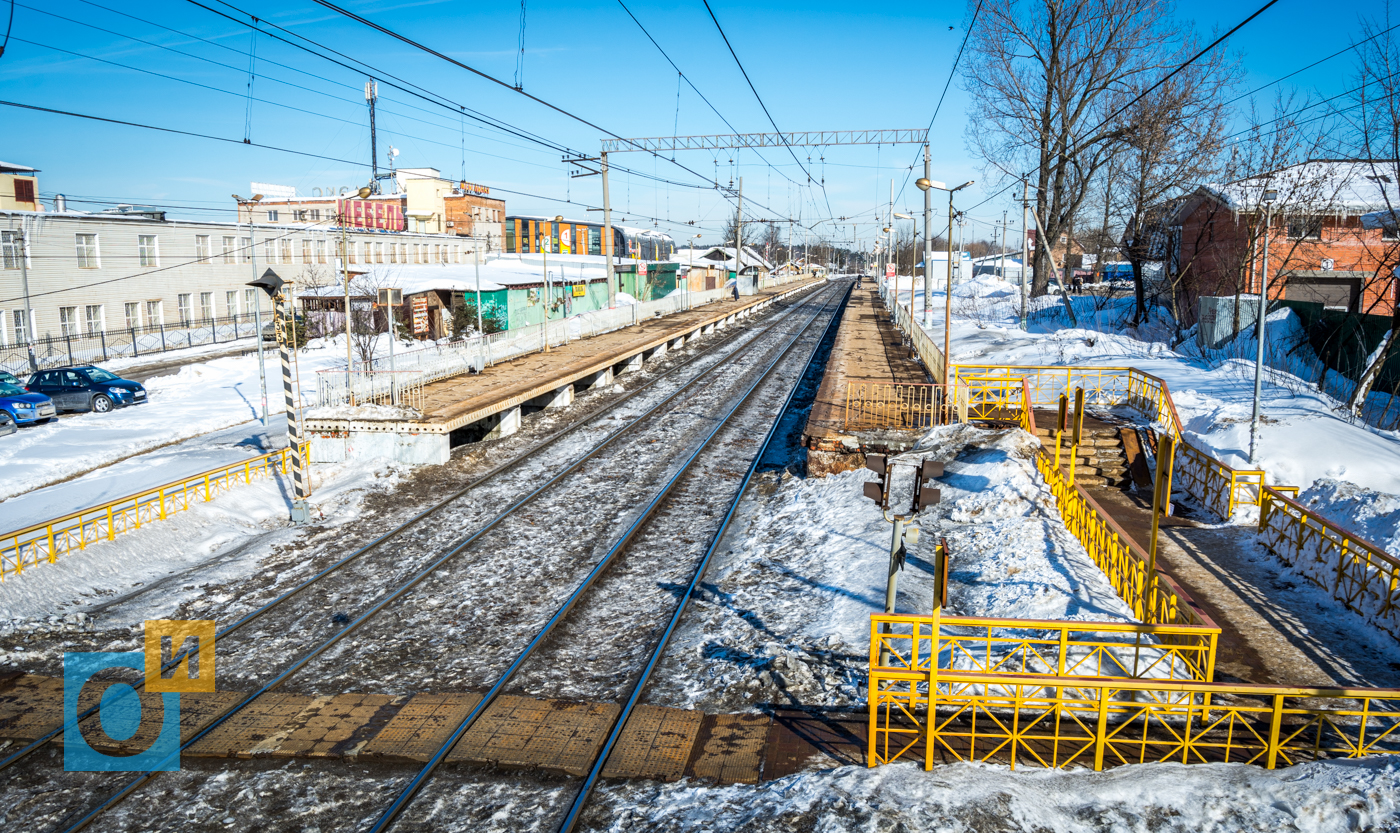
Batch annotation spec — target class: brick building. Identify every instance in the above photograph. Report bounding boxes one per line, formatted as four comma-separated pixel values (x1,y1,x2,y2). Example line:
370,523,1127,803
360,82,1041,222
1170,161,1400,325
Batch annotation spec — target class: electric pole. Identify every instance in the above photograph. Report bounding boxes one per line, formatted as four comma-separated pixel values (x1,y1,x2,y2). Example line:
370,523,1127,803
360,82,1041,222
922,145,932,323
602,151,615,310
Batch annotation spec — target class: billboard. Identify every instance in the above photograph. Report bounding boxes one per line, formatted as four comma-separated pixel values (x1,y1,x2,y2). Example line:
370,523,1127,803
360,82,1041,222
336,198,405,231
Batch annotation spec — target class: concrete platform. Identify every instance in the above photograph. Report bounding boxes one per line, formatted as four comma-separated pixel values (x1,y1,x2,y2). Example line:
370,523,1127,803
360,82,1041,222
802,284,931,476
309,278,826,466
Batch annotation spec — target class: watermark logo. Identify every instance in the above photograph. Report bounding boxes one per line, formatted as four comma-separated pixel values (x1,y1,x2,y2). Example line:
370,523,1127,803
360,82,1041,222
63,619,215,772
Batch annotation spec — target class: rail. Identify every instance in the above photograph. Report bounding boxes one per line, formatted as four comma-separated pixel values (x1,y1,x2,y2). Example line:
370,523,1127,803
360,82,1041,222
0,444,309,582
313,371,425,412
1259,486,1400,641
869,666,1400,771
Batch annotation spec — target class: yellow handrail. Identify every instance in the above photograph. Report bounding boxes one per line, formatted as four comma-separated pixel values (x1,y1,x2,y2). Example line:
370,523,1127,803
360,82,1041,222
1,442,311,582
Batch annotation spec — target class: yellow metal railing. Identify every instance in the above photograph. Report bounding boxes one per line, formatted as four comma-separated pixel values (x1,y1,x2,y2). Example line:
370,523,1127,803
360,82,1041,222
870,614,1218,684
843,382,966,430
0,443,310,581
1259,486,1400,641
886,286,946,383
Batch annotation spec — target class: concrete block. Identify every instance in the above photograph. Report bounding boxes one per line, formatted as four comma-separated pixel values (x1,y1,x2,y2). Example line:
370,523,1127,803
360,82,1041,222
644,343,667,361
576,368,613,390
485,405,521,439
668,336,685,351
528,385,574,410
615,353,643,375
309,430,449,467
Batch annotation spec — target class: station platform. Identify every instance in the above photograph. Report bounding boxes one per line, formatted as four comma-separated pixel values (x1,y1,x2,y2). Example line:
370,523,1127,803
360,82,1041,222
802,284,931,476
308,278,826,465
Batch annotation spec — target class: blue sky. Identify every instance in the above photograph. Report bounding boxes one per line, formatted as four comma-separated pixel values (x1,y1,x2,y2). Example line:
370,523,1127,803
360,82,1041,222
0,0,1385,248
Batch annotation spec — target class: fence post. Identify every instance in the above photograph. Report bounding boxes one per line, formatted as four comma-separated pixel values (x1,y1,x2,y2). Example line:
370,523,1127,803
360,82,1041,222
158,487,166,520
204,473,212,502
106,505,114,541
131,326,139,357
100,330,108,361
160,323,167,352
212,319,218,344
65,333,74,366
1093,685,1110,770
1265,694,1285,769
46,523,56,563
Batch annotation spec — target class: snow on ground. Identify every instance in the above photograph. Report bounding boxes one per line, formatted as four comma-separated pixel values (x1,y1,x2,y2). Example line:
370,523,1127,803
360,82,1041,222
645,423,1136,713
888,275,1400,535
0,456,404,627
0,335,358,507
586,758,1400,833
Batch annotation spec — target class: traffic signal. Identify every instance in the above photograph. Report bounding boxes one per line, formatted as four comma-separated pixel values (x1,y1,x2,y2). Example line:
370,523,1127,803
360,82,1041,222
913,458,943,511
863,453,889,508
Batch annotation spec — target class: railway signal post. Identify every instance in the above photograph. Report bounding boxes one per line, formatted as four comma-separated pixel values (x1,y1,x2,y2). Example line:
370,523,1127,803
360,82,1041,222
249,268,311,524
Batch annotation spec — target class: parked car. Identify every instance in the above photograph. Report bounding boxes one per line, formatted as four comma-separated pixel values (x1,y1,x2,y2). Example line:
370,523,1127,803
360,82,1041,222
0,370,23,386
0,381,56,425
25,366,147,413
0,408,16,437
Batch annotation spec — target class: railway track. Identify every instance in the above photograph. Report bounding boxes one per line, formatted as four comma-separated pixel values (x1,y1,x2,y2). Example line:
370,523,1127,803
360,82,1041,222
14,282,846,832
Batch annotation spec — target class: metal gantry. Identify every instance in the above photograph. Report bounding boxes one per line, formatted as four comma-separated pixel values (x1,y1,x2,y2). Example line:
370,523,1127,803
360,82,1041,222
601,129,928,153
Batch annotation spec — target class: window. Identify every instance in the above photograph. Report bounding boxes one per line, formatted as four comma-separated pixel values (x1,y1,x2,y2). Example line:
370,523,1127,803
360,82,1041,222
13,178,35,203
310,209,321,222
1,230,20,269
225,290,238,316
375,242,384,264
398,243,407,263
138,235,159,267
75,233,99,268
347,240,356,264
266,210,279,222
223,236,236,264
13,309,29,344
60,306,79,336
389,242,398,264
177,293,192,324
145,300,162,325
280,238,292,264
195,235,211,263
1287,216,1324,239
301,239,312,264
315,239,327,264
1384,223,1400,241
243,289,256,315
362,241,372,263
240,236,252,263
264,239,276,264
200,292,214,321
85,305,104,335
124,302,140,329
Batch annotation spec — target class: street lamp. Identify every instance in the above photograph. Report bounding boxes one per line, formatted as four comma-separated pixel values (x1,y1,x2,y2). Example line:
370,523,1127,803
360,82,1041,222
233,193,269,425
1249,188,1279,463
916,178,974,385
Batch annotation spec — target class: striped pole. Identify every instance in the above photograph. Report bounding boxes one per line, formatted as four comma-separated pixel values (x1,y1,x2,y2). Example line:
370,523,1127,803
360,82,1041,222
275,289,311,524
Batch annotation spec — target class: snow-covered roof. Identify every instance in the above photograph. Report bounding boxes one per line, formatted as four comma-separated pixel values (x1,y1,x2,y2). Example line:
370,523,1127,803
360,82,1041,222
1191,161,1400,216
0,161,39,174
671,245,772,272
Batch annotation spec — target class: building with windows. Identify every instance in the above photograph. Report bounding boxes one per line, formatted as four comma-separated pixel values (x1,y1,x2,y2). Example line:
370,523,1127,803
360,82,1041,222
1169,161,1400,324
0,162,39,212
505,216,675,261
1,197,492,365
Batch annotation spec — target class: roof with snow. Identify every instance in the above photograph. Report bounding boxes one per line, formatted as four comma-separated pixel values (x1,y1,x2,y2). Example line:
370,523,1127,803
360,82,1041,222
1180,161,1400,219
0,162,39,174
672,245,772,272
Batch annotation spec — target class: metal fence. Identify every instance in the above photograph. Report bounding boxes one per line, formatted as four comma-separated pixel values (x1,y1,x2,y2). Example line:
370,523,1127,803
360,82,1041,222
0,444,305,582
1,315,262,376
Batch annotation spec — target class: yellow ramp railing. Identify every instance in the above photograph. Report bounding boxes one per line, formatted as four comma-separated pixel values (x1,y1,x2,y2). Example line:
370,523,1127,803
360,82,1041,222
1,443,310,581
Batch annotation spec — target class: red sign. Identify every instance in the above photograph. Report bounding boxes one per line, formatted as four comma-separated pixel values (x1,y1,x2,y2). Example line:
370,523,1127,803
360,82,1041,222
336,198,405,231
885,263,896,278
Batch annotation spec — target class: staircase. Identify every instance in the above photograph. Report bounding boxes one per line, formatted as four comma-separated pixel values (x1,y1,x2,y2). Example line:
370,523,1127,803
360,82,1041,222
1033,424,1130,488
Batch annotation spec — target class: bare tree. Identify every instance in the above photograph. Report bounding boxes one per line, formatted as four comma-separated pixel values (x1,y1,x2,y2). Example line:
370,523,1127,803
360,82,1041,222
964,0,1181,297
1116,47,1237,325
722,206,759,252
1344,16,1400,415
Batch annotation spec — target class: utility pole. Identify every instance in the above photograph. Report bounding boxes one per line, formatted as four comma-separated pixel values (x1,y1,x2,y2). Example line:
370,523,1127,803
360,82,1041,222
249,269,310,524
1020,180,1030,330
922,145,933,324
542,224,551,354
246,200,270,424
15,226,36,372
341,219,355,405
1000,210,1007,285
602,151,615,310
1250,191,1278,463
366,81,380,192
734,176,743,286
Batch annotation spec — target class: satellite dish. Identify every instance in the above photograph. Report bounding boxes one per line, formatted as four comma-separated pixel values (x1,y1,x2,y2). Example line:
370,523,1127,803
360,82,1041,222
389,147,400,158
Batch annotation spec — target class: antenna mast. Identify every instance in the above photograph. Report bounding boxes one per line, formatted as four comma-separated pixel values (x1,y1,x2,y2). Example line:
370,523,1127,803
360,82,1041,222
366,80,379,193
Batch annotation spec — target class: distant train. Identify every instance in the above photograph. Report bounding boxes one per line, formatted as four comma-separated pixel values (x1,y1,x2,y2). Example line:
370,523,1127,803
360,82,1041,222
505,216,675,261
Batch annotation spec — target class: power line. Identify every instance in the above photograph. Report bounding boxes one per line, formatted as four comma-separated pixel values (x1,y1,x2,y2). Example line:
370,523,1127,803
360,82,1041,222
699,0,831,218
1223,20,1400,108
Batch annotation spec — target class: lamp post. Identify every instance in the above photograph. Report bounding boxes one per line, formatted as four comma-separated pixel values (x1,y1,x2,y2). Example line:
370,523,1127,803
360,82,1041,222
1249,188,1279,464
233,193,269,425
916,178,974,385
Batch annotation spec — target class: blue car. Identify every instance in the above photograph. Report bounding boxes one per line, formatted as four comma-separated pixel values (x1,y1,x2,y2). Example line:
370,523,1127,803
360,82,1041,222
25,366,147,414
0,381,56,425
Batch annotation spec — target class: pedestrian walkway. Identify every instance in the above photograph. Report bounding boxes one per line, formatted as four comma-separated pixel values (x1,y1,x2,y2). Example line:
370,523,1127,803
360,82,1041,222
802,283,930,475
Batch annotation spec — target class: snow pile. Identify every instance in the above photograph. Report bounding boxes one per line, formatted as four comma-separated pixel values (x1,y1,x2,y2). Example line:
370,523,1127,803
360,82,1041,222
644,424,1135,713
1297,478,1400,554
304,402,420,421
587,758,1400,833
